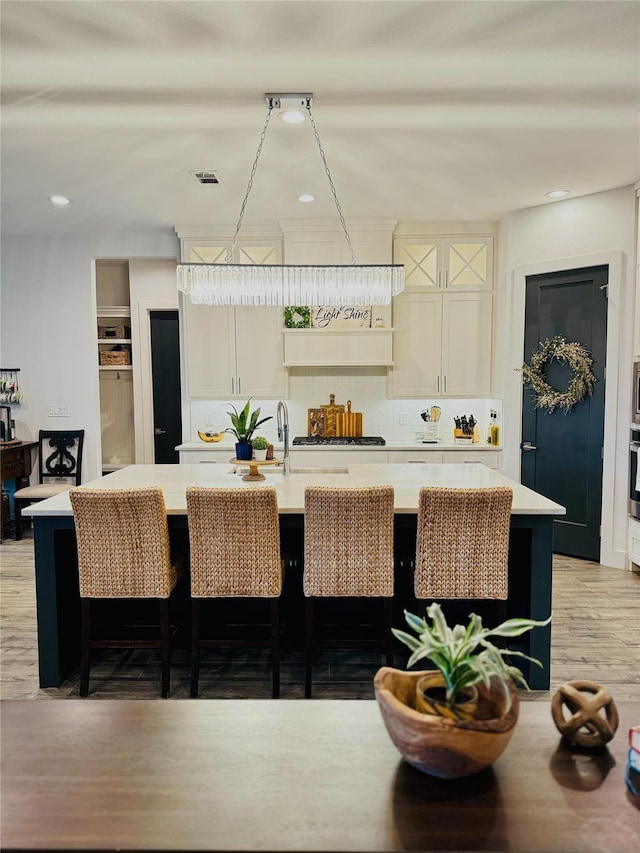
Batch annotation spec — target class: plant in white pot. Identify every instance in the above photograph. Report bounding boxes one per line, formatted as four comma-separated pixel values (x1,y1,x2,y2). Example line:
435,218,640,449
225,399,272,461
374,603,551,778
252,435,269,461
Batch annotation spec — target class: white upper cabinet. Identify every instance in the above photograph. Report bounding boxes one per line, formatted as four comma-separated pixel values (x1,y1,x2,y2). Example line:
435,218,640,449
390,230,495,398
391,292,442,396
394,236,493,291
178,236,287,399
441,291,493,396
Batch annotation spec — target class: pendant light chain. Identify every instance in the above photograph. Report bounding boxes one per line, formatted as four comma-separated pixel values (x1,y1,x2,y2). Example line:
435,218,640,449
227,105,274,263
306,106,357,265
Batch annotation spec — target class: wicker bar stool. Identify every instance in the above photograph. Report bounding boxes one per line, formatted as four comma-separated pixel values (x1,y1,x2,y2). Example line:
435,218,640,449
69,486,185,698
414,486,513,622
303,485,395,698
186,486,284,698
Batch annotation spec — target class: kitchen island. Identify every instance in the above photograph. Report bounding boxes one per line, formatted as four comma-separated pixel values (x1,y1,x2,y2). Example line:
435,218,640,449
24,463,564,690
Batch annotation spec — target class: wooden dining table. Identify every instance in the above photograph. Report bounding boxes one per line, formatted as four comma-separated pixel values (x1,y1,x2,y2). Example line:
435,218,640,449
24,462,565,691
2,698,638,852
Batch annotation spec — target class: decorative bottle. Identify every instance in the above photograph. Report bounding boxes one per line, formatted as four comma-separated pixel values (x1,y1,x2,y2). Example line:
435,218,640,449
490,411,500,447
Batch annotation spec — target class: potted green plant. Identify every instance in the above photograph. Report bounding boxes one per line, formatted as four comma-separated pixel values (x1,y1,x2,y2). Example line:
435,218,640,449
225,399,272,461
374,603,551,778
252,435,270,461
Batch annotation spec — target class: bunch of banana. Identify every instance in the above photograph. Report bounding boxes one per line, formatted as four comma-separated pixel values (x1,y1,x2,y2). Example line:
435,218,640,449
197,430,225,443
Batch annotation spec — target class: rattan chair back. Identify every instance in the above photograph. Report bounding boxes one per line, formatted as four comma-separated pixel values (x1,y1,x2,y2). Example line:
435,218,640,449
186,486,282,598
303,486,395,597
70,486,180,599
414,486,513,600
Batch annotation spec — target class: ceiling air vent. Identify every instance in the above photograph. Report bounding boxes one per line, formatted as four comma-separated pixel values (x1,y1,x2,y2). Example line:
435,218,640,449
190,171,223,186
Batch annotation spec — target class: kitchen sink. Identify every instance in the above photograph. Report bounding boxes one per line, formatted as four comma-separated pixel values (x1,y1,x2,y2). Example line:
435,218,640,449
230,466,349,475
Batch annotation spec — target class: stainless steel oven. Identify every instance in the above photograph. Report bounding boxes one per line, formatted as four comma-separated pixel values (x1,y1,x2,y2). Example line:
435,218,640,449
630,425,640,520
633,361,640,426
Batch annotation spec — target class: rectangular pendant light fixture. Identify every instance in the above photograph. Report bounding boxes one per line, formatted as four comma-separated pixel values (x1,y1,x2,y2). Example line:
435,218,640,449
177,94,405,307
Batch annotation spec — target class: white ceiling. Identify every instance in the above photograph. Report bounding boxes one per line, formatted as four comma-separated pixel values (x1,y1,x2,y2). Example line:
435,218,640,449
2,0,639,237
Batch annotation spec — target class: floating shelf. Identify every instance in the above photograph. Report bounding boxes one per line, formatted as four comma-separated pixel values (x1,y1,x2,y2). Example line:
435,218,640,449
97,306,131,318
99,365,133,372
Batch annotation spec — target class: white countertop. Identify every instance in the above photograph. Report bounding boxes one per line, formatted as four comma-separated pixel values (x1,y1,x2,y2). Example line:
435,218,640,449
25,463,564,517
176,440,501,452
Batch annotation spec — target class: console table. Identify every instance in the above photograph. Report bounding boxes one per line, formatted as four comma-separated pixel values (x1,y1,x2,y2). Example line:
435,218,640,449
1,699,638,852
0,440,37,539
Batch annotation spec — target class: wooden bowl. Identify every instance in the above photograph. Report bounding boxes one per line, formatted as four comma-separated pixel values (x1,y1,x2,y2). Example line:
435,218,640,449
374,667,520,779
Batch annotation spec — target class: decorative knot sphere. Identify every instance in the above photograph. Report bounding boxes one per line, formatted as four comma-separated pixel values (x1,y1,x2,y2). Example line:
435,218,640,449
551,680,619,748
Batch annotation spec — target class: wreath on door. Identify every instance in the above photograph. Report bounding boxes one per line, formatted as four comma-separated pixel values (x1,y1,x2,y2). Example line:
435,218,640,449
522,336,597,414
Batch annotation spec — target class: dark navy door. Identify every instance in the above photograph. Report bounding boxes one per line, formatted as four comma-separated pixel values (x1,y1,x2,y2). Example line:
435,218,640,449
150,311,182,464
521,266,608,561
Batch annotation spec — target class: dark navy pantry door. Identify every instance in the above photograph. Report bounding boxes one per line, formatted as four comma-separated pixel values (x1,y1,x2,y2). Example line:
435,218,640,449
521,266,608,561
150,310,182,464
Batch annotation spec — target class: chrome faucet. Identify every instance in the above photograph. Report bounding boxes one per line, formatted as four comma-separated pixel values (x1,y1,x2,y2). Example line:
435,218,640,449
276,400,290,475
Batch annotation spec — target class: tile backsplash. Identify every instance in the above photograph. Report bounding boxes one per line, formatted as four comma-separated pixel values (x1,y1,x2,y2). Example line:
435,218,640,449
189,368,503,445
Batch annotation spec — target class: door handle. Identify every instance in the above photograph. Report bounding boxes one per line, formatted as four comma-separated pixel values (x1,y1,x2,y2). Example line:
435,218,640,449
521,441,537,451
231,376,234,394
154,428,167,435
238,376,241,395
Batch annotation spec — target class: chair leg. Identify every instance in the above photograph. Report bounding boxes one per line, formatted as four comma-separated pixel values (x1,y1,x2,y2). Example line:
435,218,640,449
384,597,394,666
271,598,280,699
14,499,26,540
190,599,201,698
80,599,91,697
304,597,314,699
159,599,170,699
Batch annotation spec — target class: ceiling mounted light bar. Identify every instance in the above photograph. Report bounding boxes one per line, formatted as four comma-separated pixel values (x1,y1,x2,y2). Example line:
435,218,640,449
177,93,405,306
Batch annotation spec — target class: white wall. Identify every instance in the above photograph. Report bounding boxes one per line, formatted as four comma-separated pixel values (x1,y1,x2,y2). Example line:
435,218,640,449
496,185,637,569
0,232,178,482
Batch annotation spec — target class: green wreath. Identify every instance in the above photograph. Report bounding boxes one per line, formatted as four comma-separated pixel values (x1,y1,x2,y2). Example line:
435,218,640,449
283,306,310,329
522,336,597,414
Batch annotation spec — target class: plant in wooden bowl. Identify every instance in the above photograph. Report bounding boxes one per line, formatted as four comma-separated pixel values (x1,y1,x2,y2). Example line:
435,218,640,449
251,435,269,461
225,399,272,461
374,603,551,778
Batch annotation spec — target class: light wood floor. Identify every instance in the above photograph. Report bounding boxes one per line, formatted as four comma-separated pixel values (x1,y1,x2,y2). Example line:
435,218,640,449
1,535,639,702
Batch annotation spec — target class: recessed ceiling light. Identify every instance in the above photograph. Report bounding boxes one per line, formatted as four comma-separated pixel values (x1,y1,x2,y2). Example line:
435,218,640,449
279,109,305,125
298,194,315,203
49,195,71,205
545,190,570,199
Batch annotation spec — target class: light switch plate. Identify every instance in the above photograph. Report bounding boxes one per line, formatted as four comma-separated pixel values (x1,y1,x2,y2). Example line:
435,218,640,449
47,404,70,417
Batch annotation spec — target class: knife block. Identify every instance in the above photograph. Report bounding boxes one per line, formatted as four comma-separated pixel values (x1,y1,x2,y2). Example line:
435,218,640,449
454,427,480,443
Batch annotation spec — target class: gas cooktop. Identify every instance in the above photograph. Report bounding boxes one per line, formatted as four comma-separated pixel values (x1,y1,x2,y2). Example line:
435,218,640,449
292,436,386,446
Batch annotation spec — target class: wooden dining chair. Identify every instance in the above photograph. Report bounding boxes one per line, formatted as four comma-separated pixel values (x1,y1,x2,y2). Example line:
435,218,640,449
413,486,513,623
14,429,84,539
186,486,284,698
69,486,185,698
303,485,395,698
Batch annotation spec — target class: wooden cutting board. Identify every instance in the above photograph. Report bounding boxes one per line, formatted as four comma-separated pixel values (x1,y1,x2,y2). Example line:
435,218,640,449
321,393,345,437
336,401,363,437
